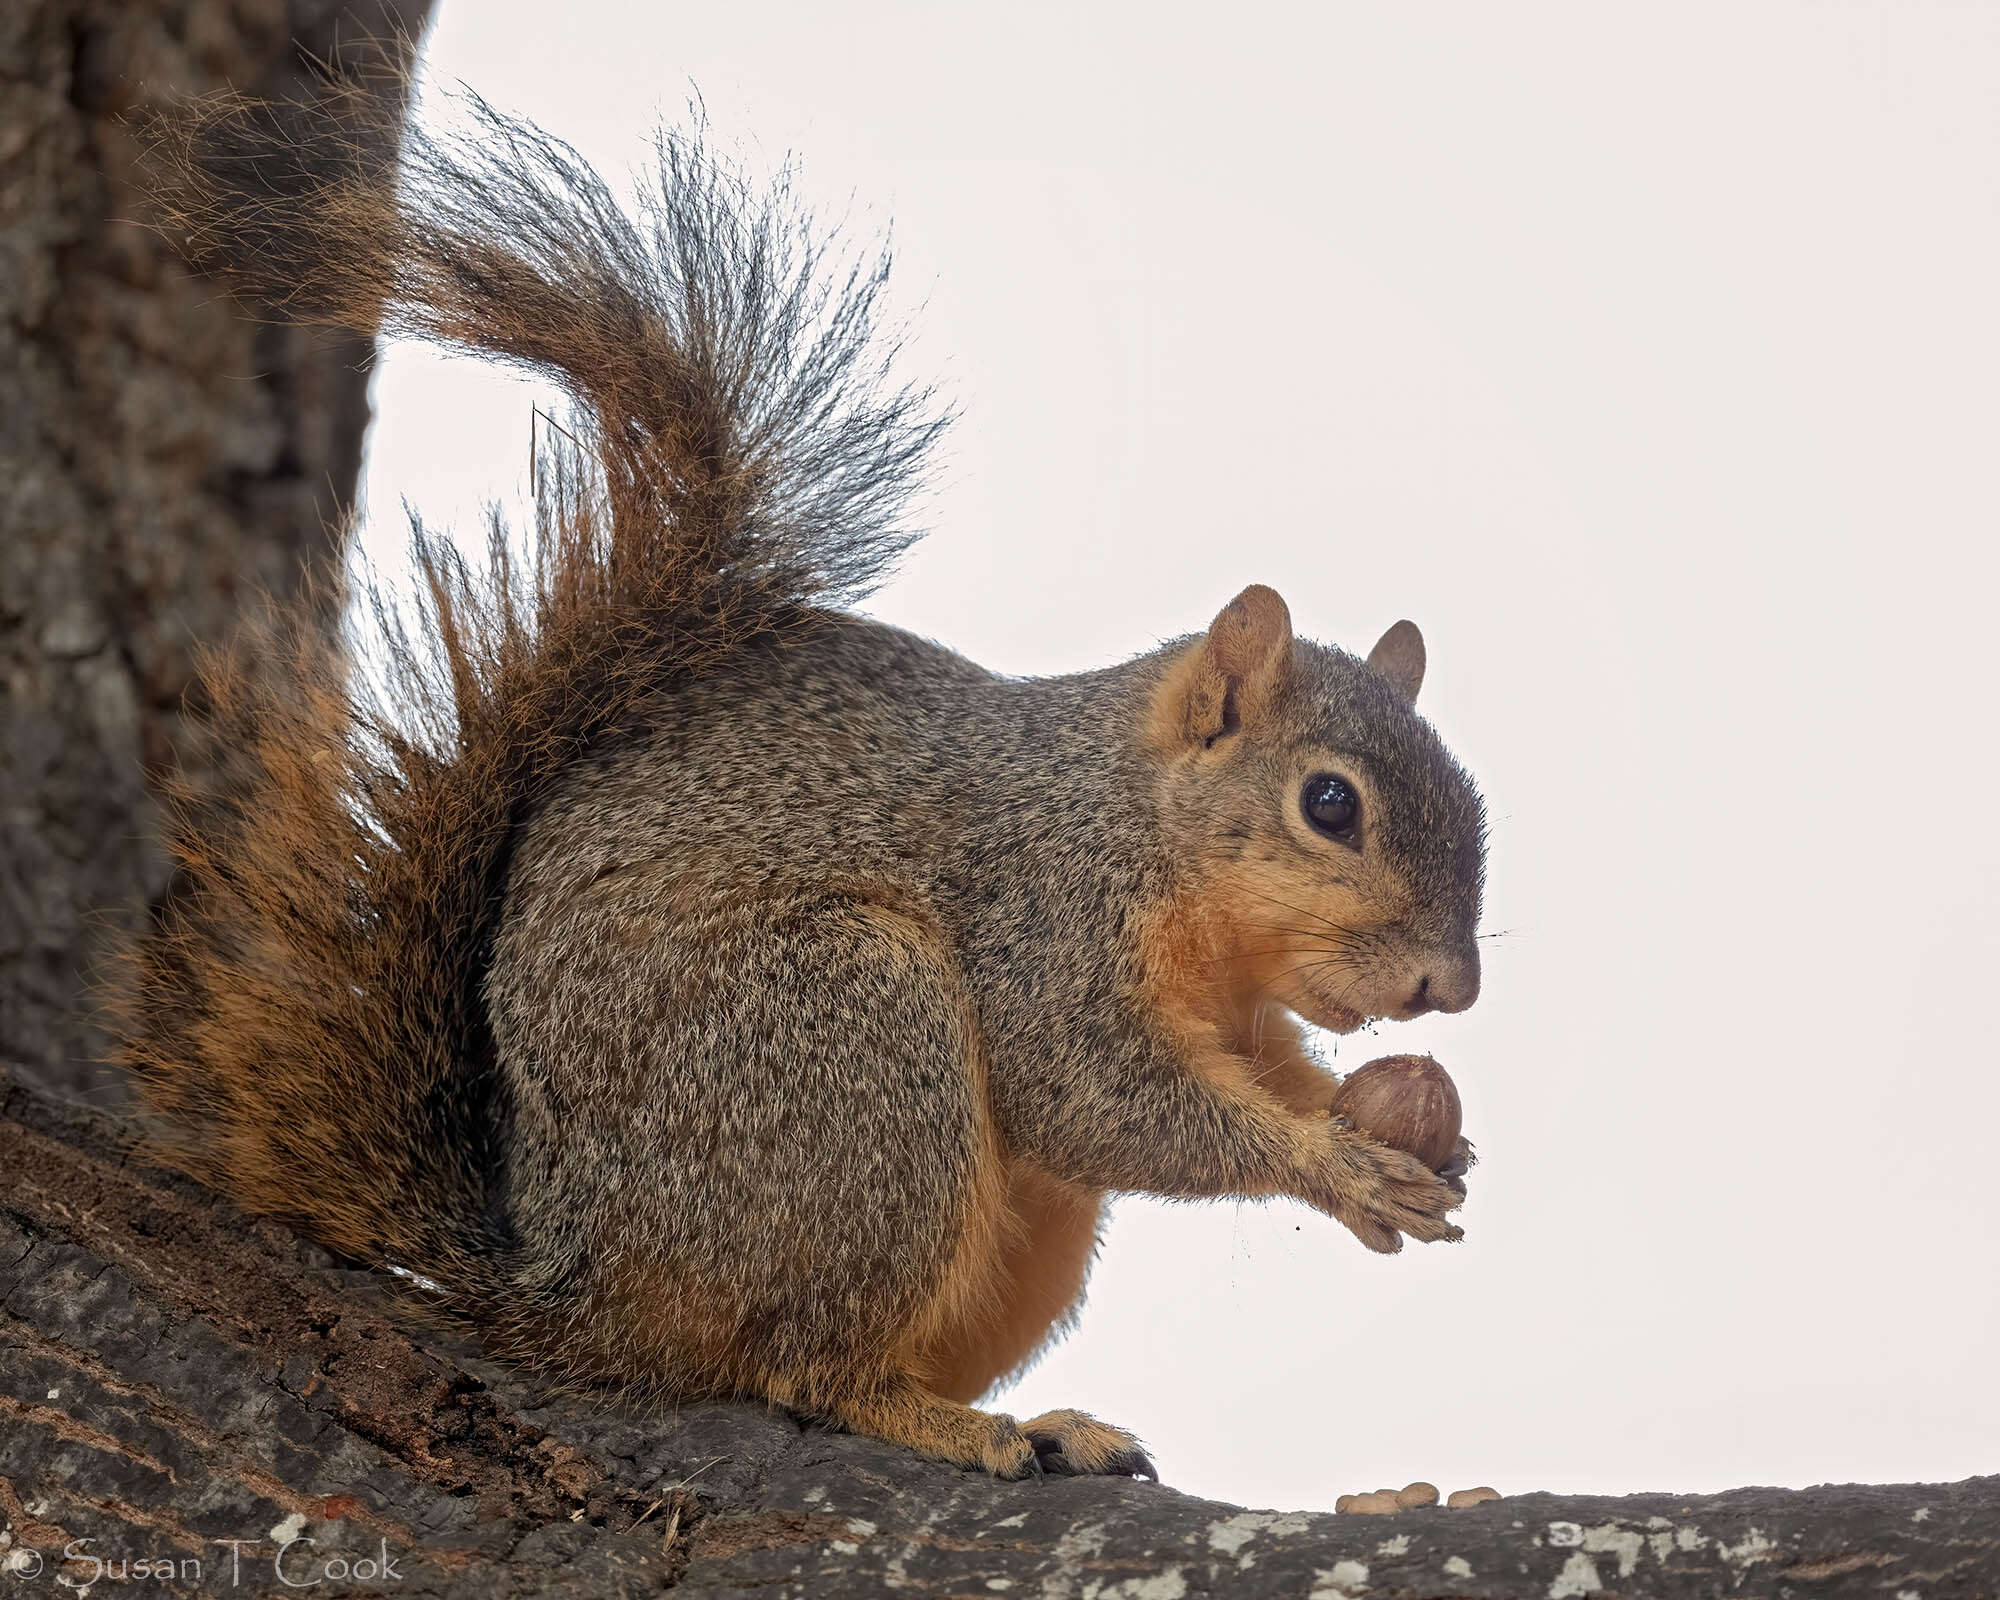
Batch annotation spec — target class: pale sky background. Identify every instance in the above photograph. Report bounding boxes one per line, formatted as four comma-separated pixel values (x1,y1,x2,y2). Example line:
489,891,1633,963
356,2,2000,1509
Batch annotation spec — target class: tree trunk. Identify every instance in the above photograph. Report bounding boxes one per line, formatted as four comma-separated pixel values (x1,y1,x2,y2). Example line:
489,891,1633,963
0,0,430,1106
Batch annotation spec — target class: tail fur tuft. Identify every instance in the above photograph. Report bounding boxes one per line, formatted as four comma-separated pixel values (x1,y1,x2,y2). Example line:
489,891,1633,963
120,65,947,1300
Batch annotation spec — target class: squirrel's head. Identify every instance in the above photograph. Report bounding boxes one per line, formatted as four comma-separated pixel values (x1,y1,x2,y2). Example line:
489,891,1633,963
1146,584,1488,1035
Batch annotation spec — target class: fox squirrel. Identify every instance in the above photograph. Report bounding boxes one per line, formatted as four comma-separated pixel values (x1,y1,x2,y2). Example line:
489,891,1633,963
122,77,1486,1482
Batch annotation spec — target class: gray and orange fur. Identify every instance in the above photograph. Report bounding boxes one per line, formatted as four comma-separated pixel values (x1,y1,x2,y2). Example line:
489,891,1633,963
122,74,1488,1480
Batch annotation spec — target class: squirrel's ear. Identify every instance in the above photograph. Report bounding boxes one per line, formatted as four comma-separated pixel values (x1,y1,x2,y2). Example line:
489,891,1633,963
1365,620,1426,704
1160,584,1294,749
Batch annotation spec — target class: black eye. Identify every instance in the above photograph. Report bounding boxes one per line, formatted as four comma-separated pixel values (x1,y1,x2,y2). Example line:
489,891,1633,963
1301,774,1361,841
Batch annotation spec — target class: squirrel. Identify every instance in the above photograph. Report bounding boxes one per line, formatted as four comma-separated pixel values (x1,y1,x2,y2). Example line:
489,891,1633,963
120,75,1487,1482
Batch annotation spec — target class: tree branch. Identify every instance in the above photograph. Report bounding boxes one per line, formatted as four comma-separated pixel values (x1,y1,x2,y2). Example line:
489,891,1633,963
2,1082,1992,1598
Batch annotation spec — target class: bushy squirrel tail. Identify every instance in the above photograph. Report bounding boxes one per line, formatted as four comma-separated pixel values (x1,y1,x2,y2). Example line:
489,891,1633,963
118,66,945,1295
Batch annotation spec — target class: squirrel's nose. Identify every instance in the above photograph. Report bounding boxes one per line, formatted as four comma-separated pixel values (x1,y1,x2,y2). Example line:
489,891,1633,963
1406,952,1480,1016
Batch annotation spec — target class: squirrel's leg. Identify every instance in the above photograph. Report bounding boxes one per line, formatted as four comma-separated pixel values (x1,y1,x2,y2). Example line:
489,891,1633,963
768,1370,1038,1477
906,1163,1155,1477
1223,1001,1341,1117
734,901,1144,1479
920,1161,1104,1404
488,874,1147,1476
1003,1039,1462,1254
769,1368,1152,1481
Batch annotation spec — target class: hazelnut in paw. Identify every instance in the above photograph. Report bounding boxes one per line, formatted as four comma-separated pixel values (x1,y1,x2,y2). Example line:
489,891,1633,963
1311,1054,1469,1251
1329,1054,1463,1171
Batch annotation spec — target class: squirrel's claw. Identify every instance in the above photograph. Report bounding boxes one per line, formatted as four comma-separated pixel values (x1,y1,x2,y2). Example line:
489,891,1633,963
1113,1449,1161,1483
1020,1410,1158,1481
1437,1135,1477,1199
1027,1433,1160,1482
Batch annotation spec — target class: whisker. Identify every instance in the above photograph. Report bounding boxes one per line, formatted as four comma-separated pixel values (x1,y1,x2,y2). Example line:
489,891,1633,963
1273,959,1359,991
1198,945,1331,968
1241,919,1372,951
1237,888,1357,938
1272,954,1382,1016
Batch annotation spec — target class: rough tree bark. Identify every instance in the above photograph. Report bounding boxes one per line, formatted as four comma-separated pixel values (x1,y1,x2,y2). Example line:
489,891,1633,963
4,1084,1996,1598
0,0,431,1106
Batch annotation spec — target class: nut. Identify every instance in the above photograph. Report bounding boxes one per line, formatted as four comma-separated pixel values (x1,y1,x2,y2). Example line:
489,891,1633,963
1328,1055,1463,1172
1446,1486,1502,1509
1395,1481,1439,1508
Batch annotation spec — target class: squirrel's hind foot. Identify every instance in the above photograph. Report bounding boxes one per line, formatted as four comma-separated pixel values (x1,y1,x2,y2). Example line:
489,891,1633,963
1021,1408,1158,1481
802,1376,1154,1481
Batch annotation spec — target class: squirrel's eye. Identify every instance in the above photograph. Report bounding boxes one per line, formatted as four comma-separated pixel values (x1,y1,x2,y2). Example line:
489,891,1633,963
1301,774,1361,841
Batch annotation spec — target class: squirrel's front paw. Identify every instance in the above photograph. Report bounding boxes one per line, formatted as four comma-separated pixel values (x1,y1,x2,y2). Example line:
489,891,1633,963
1309,1130,1465,1254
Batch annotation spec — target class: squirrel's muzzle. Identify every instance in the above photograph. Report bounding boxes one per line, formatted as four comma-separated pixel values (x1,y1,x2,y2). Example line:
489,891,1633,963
1403,949,1481,1017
